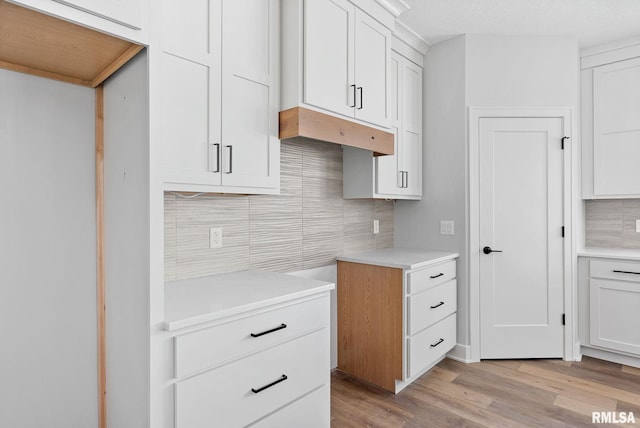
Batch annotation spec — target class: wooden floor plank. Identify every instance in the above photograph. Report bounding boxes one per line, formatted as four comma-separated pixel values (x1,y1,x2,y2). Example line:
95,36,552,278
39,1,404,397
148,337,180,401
331,357,640,427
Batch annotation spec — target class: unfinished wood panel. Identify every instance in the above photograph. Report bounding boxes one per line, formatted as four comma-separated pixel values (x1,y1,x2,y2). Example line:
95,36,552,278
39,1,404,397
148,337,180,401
95,85,106,428
279,107,394,156
337,261,403,392
0,1,142,87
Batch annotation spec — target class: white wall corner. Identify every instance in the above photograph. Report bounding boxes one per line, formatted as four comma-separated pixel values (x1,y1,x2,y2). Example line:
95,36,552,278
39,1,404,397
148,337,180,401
375,0,410,17
393,19,430,55
446,344,473,363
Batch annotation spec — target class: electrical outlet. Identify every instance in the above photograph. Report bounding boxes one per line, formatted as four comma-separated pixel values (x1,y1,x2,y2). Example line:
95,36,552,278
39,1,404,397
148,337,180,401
373,220,380,234
636,219,640,233
209,227,222,248
440,220,455,235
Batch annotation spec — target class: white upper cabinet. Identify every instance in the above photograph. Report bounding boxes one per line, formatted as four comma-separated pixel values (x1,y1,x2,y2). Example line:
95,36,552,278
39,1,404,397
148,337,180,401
583,54,640,198
154,0,280,194
344,49,422,200
283,0,391,129
9,0,146,42
354,9,390,126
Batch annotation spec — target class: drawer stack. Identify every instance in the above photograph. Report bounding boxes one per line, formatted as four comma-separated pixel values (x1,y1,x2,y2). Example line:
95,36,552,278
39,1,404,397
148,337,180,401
337,250,458,393
172,295,331,428
406,260,457,378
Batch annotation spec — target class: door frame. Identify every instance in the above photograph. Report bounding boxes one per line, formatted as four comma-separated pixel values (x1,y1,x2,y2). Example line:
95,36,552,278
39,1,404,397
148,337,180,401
468,107,578,362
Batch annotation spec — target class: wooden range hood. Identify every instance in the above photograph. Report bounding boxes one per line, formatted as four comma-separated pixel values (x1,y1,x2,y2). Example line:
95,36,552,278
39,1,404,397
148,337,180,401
279,106,394,156
0,0,143,87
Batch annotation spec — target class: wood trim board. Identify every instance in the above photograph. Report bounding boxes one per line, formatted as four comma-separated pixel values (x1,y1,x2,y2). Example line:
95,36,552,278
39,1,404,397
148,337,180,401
95,85,106,428
279,106,395,156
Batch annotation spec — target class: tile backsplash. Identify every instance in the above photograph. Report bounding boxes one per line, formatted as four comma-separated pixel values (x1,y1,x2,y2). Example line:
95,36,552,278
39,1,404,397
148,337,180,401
585,199,640,249
165,139,394,281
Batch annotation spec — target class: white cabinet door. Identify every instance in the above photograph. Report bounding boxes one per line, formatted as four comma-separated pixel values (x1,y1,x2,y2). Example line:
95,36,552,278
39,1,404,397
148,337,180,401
354,9,389,127
303,0,354,118
157,0,221,188
400,60,422,197
592,57,640,197
376,53,401,195
156,0,279,194
52,0,143,29
590,278,640,355
221,0,279,190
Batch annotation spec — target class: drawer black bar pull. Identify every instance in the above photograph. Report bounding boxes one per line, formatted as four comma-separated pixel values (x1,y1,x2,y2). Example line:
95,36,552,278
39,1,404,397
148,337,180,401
250,323,287,338
251,374,288,394
613,270,640,275
430,273,444,279
430,301,445,309
430,338,444,348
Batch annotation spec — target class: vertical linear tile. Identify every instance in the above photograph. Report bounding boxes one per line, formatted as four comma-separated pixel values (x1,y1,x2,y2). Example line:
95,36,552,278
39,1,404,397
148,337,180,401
164,192,177,282
622,199,640,249
585,200,624,248
375,199,395,249
343,199,375,254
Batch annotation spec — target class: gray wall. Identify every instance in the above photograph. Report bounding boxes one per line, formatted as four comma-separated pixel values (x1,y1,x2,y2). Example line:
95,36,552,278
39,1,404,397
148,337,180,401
165,139,394,281
585,199,640,248
395,35,579,350
0,69,97,427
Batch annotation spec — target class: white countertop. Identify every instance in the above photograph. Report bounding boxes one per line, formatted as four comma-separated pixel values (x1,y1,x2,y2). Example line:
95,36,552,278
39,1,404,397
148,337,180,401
578,247,640,261
164,270,335,331
337,248,459,270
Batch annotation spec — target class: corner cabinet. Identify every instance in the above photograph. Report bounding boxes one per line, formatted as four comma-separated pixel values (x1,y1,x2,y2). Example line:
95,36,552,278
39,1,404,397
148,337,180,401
282,0,392,129
582,55,640,198
343,49,423,200
578,254,640,365
153,0,280,195
337,249,457,393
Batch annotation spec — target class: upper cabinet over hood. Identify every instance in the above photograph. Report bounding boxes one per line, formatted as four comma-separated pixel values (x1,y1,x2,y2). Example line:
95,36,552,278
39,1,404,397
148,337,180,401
280,0,397,155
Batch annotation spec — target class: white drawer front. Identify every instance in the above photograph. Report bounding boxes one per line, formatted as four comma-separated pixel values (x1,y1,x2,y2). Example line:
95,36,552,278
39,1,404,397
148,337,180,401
590,260,640,283
175,295,329,378
250,385,330,428
408,260,456,295
408,279,456,335
590,278,640,355
176,328,329,428
408,313,456,378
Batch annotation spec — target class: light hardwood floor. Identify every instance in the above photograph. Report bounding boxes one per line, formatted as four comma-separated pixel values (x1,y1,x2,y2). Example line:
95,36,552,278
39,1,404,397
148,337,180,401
331,357,640,427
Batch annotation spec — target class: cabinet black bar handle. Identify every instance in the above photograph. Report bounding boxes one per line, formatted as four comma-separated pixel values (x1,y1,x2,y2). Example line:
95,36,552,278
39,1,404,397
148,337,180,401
613,270,640,275
350,84,356,108
430,338,444,348
430,273,444,279
430,301,445,309
250,323,287,338
251,374,288,394
226,145,233,174
357,87,363,109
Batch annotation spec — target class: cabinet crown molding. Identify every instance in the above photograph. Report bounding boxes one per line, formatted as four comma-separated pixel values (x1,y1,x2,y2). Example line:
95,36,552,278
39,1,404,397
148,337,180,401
394,19,430,55
375,0,410,17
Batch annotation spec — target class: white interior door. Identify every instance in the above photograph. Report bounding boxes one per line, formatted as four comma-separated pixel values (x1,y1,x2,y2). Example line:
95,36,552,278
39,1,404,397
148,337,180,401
479,117,565,359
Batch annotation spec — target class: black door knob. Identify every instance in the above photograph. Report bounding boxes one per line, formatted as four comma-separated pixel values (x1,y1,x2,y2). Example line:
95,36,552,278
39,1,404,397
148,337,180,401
483,246,503,255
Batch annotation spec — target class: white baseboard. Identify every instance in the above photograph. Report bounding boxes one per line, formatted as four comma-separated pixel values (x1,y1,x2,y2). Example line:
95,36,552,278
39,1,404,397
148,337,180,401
581,346,640,368
446,343,473,363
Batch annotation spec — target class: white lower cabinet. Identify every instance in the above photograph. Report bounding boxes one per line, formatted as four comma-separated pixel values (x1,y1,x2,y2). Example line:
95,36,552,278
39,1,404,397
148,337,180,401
589,260,640,355
579,255,640,363
175,329,329,428
168,283,332,428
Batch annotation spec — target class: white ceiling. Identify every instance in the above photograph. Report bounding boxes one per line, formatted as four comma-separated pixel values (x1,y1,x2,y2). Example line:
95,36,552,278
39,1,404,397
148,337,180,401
398,0,640,49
